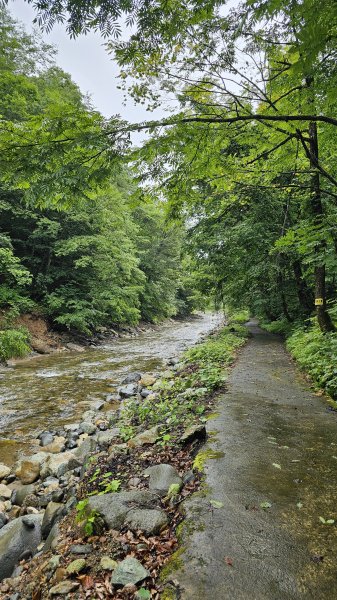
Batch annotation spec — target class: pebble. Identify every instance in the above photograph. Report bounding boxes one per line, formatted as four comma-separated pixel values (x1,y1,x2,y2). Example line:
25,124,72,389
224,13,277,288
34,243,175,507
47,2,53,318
69,544,93,555
66,558,86,574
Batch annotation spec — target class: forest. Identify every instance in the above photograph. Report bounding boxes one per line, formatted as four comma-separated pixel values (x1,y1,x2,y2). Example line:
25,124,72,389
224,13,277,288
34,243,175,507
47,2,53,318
0,0,336,397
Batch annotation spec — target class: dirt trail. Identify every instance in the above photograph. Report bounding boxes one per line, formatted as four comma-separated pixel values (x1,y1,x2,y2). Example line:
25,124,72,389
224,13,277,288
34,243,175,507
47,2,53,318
168,321,337,600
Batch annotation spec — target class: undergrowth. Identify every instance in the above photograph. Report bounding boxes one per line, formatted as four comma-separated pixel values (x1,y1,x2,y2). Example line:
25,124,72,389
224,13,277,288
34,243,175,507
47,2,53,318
0,327,30,361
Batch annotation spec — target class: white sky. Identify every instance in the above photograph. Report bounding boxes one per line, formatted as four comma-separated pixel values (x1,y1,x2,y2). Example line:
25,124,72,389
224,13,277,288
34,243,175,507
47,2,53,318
9,0,161,124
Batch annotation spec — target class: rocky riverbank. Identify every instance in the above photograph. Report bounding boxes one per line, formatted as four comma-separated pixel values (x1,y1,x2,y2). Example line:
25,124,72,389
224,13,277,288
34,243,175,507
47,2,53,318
0,319,248,599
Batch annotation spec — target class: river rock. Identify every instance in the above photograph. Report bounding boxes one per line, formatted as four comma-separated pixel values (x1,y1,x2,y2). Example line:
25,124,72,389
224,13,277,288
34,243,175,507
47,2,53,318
96,428,120,448
181,423,207,444
118,383,138,398
144,464,183,495
111,557,149,586
0,464,11,480
124,509,168,535
43,522,60,552
66,342,85,352
69,544,93,555
49,581,80,596
140,374,156,387
128,426,159,448
0,483,12,499
41,501,64,539
0,514,42,581
74,437,97,462
40,433,54,447
140,389,152,398
122,372,142,384
41,436,66,454
40,451,81,479
0,512,8,529
79,421,96,435
12,484,35,506
15,460,40,484
87,490,159,530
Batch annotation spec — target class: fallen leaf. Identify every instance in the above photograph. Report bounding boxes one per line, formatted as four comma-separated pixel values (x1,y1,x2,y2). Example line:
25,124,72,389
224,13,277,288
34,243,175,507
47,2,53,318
224,556,233,566
272,463,281,469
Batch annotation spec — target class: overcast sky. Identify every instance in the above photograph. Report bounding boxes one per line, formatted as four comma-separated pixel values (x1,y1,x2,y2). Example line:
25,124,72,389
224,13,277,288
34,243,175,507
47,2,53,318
9,0,161,125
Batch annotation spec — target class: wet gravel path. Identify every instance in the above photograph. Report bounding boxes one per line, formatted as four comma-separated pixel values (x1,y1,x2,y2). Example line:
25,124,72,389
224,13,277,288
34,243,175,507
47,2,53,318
169,321,337,600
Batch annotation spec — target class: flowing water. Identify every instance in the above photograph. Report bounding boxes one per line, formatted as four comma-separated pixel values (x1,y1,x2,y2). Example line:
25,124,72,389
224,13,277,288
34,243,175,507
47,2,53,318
0,313,222,467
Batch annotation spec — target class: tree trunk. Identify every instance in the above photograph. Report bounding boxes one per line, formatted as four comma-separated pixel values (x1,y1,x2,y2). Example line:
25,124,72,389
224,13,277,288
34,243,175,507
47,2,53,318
308,122,335,332
292,259,313,315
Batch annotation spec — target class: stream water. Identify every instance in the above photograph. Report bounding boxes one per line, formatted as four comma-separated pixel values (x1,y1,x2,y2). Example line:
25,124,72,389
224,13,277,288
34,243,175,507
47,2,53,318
0,313,222,467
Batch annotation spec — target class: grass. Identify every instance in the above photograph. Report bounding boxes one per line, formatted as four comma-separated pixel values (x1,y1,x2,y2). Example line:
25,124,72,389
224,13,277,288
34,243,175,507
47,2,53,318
0,327,30,361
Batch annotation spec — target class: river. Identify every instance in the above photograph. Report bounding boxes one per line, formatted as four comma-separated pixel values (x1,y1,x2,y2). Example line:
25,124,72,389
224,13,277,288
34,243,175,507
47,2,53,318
0,313,222,467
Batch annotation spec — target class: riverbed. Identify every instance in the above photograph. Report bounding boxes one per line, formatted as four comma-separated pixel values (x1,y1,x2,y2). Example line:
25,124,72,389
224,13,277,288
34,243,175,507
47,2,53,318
0,313,222,466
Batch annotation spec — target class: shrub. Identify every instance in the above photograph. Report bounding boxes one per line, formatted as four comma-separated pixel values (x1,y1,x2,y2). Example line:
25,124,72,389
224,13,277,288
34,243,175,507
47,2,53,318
0,327,30,361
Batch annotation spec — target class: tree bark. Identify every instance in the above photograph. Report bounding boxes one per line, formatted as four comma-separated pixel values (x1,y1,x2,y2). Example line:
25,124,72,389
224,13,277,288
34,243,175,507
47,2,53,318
292,259,313,316
308,121,335,332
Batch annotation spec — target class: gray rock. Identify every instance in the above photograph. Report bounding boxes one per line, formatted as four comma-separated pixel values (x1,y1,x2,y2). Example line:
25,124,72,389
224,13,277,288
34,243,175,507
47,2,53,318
12,484,35,507
49,580,80,595
111,557,149,586
96,428,120,448
74,437,97,462
87,490,159,530
118,383,138,398
100,556,118,570
0,511,8,529
0,483,13,499
127,426,159,448
40,433,54,447
0,464,11,479
140,389,152,398
181,423,207,444
121,372,142,384
144,464,183,495
69,543,93,555
42,522,60,553
40,451,81,479
41,501,64,539
0,514,42,581
79,421,96,435
91,399,105,411
125,509,168,535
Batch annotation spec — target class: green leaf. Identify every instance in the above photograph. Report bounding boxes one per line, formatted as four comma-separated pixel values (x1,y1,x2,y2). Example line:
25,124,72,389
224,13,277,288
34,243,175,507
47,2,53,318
210,500,224,509
260,501,272,509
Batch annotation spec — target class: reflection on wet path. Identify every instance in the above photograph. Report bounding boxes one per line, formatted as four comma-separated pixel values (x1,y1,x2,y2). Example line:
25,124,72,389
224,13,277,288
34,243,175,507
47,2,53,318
0,313,222,465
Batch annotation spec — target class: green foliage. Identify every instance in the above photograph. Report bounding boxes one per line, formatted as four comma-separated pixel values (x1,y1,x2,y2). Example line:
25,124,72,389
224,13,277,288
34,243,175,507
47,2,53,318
75,499,100,536
0,327,30,361
286,324,337,399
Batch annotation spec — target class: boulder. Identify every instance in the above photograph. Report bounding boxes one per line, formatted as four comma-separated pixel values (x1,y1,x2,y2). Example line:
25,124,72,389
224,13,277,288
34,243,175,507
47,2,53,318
40,433,54,447
40,451,81,479
87,490,159,530
41,436,66,454
111,557,149,586
79,422,96,435
15,460,41,484
0,483,12,499
0,464,11,480
0,514,42,581
41,501,64,539
74,437,97,462
122,372,142,384
127,426,159,448
66,342,85,352
139,374,156,387
95,428,120,448
144,464,183,496
12,484,35,507
42,522,60,553
118,383,138,398
124,509,168,535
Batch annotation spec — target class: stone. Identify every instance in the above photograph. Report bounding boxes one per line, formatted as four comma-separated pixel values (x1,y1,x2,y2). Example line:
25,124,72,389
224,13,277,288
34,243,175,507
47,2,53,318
26,506,39,514
69,544,93,555
87,490,159,530
41,501,64,539
40,433,54,447
139,374,156,387
0,514,42,581
66,558,86,574
64,423,79,432
66,342,85,352
0,464,11,479
140,389,152,398
79,422,96,435
49,581,80,595
181,423,207,444
111,557,150,586
42,522,60,552
15,460,40,484
12,484,35,506
43,555,61,573
96,428,120,448
74,437,97,464
100,556,118,570
127,426,159,448
40,451,81,479
9,505,21,519
124,509,168,535
121,372,142,384
41,437,66,454
118,383,138,398
0,483,12,499
0,512,8,529
144,464,183,496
